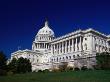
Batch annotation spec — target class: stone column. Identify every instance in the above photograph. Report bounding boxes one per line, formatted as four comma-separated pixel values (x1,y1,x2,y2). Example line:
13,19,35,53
65,40,67,53
79,36,82,51
40,43,41,49
47,43,49,49
53,44,55,55
55,44,57,54
38,43,39,49
68,39,70,53
106,41,109,52
42,43,44,48
36,43,37,49
51,44,53,54
57,43,59,54
68,40,70,53
44,43,45,49
39,43,40,49
37,43,38,49
46,43,47,49
89,34,94,54
41,43,43,48
92,36,95,52
62,42,64,54
59,43,61,54
71,38,74,52
75,38,77,52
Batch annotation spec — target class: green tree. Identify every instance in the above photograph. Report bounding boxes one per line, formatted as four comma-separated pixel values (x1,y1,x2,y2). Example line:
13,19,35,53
17,57,32,73
96,52,110,70
7,58,17,73
7,57,32,74
0,51,7,75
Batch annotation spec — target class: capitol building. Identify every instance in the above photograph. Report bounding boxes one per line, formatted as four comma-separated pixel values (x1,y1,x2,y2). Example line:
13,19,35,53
11,21,110,71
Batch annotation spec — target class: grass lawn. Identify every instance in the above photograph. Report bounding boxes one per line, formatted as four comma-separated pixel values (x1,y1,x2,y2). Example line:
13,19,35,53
0,70,110,82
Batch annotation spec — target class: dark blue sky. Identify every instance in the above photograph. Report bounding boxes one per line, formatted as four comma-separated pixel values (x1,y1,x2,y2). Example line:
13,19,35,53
0,0,110,58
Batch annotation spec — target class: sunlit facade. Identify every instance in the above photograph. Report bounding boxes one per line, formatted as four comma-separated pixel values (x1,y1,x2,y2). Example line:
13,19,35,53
11,21,110,71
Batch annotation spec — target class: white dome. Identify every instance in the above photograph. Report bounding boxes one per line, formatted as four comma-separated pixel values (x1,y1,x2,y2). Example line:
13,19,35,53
37,21,54,36
35,21,55,42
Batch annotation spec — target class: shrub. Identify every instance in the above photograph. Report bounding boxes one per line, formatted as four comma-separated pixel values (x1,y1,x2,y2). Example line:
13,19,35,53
52,68,60,72
96,52,110,70
7,71,14,76
38,70,43,73
0,69,7,76
66,67,73,72
43,69,50,73
81,66,88,71
93,65,101,70
74,67,80,71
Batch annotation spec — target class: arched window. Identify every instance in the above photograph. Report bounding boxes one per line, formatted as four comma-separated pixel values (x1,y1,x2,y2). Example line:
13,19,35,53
60,57,61,60
77,54,80,57
85,38,87,40
40,37,41,40
66,56,68,59
37,59,39,62
69,56,71,59
73,55,75,58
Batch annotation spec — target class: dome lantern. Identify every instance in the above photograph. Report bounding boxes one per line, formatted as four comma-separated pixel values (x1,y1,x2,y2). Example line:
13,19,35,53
44,20,48,27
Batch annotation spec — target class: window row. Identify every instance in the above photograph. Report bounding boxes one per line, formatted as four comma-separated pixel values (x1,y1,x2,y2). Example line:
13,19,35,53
51,54,80,62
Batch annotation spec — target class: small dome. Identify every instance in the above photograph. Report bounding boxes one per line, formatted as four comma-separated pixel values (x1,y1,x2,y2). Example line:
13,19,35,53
37,21,54,37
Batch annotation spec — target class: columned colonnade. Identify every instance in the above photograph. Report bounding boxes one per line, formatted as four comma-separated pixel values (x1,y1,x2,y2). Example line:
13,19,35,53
35,43,50,49
51,35,83,55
